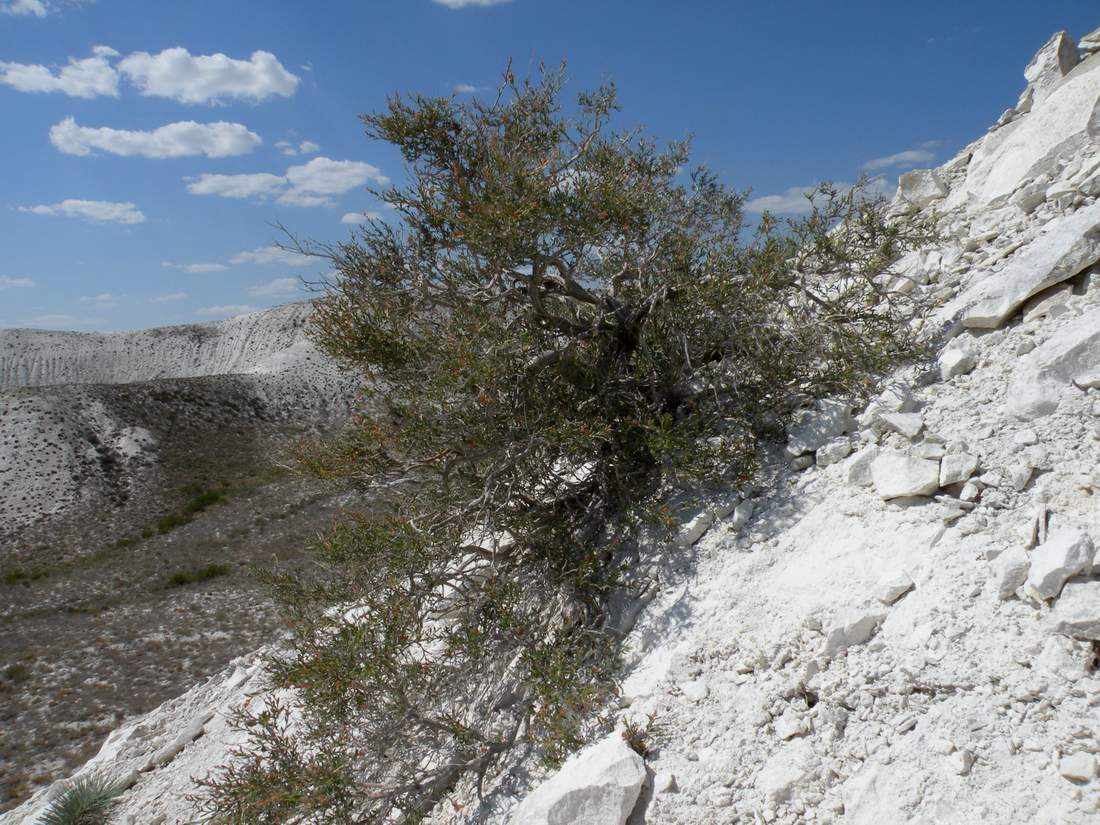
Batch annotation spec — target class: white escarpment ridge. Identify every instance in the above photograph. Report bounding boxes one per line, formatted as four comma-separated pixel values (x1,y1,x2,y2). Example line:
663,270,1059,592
7,25,1100,825
0,302,332,389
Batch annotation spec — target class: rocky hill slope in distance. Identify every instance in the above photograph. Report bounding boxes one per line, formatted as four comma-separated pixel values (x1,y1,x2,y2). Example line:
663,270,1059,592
0,303,365,813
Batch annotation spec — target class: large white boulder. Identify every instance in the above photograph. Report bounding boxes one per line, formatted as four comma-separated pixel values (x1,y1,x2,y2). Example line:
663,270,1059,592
1023,31,1081,107
896,169,948,211
755,741,817,804
509,734,646,825
1026,527,1095,599
1048,580,1100,639
944,200,1100,328
822,607,886,657
946,51,1100,209
1006,306,1100,419
870,452,941,499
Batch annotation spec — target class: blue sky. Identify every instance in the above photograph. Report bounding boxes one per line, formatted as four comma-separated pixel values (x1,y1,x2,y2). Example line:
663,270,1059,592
0,0,1096,331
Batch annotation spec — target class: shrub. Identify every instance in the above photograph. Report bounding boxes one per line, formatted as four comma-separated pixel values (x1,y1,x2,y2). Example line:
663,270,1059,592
162,563,231,589
200,64,929,823
39,773,123,825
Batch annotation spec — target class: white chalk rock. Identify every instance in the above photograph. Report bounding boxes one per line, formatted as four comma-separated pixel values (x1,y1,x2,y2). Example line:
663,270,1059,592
879,412,924,439
1023,31,1080,107
1028,527,1093,600
897,168,948,210
948,50,1100,208
939,453,978,486
945,200,1100,329
993,546,1030,600
939,347,977,381
1059,752,1098,782
823,607,886,657
874,570,914,605
509,734,646,825
870,452,941,499
755,741,816,804
1048,580,1100,640
845,445,879,487
1006,305,1100,419
816,438,853,467
676,510,715,547
787,399,855,455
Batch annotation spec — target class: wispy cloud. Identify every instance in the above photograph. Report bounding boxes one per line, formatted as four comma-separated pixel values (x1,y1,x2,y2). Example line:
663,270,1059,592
0,276,34,289
231,246,314,267
453,83,482,94
19,313,104,329
433,0,511,7
0,0,49,17
152,291,187,302
19,198,145,224
188,156,388,207
50,116,261,158
745,178,893,216
80,291,120,308
248,277,301,297
276,139,320,156
861,148,936,172
161,261,228,273
198,304,256,317
341,210,383,225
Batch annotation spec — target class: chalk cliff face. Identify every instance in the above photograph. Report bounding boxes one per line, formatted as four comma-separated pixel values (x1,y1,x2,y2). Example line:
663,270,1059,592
0,303,326,389
8,27,1100,825
0,302,357,533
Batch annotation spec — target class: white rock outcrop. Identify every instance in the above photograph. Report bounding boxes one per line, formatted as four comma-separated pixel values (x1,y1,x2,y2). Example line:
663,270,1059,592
947,49,1100,208
945,200,1100,328
870,452,941,499
1048,580,1100,639
1006,306,1100,419
508,735,645,825
1026,527,1095,599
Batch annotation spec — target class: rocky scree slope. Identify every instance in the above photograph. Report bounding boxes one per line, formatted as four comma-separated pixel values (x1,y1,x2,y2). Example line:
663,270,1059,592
7,27,1100,825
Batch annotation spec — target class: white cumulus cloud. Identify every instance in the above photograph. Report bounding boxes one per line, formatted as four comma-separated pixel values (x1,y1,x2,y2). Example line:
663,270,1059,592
161,261,228,273
248,277,301,297
198,304,256,317
19,198,145,224
0,276,35,288
118,47,298,105
185,172,285,199
0,47,119,97
187,156,387,207
50,116,261,158
0,0,48,16
231,246,314,267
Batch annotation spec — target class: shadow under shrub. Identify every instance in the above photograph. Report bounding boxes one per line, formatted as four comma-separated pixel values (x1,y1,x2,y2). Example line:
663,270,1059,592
198,63,931,824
